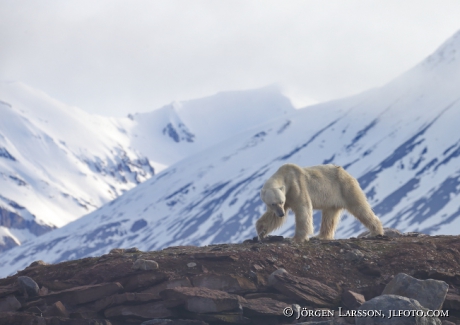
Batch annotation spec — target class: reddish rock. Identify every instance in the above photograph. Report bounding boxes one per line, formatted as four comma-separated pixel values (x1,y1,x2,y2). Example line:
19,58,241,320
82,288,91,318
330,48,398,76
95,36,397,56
141,277,192,298
39,286,49,296
160,287,245,313
104,301,172,319
68,309,99,319
357,263,381,277
0,312,42,325
186,311,249,324
443,293,460,310
0,284,19,298
43,301,68,317
43,282,123,305
140,320,209,325
92,292,159,311
241,297,287,316
119,272,168,292
191,274,256,293
341,290,365,309
244,292,292,302
271,272,340,307
193,252,239,261
24,306,43,315
0,295,21,312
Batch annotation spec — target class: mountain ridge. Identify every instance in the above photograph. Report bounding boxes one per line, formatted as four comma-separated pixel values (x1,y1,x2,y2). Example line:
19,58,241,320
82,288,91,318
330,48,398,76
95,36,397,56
1,30,460,277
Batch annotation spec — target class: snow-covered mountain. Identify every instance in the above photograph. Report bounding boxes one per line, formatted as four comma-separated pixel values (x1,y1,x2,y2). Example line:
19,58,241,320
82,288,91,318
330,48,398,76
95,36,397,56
0,83,294,253
119,85,295,167
0,82,156,252
1,30,460,277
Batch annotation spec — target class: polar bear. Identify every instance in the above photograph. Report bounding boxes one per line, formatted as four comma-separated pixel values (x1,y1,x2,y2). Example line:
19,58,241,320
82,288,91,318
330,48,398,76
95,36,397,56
256,164,384,242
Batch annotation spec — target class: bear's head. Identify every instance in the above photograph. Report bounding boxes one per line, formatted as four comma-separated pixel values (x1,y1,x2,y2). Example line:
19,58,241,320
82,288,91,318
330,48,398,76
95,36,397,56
261,186,286,218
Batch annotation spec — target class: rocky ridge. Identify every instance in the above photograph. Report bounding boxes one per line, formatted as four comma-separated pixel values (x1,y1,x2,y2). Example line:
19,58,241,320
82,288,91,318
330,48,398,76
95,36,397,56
0,233,459,325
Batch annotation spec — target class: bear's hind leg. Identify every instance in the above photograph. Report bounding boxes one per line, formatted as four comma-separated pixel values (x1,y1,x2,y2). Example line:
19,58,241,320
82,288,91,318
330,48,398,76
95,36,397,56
318,208,342,240
346,204,384,236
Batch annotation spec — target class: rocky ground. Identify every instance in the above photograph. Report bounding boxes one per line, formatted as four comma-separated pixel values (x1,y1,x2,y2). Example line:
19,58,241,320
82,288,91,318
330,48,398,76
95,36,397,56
0,231,460,325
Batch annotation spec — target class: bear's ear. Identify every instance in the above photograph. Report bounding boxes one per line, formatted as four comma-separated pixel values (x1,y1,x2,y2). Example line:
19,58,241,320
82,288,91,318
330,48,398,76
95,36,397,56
279,185,285,192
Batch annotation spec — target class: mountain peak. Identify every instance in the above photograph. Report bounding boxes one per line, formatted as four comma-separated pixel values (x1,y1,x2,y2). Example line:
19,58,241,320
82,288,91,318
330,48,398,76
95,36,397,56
420,29,460,70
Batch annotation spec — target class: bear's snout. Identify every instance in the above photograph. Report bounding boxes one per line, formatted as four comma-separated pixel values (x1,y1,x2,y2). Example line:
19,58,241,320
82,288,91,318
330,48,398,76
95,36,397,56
273,206,285,218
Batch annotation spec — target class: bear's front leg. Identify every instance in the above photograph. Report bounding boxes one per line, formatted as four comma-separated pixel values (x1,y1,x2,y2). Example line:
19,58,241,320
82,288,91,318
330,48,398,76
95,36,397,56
291,204,313,243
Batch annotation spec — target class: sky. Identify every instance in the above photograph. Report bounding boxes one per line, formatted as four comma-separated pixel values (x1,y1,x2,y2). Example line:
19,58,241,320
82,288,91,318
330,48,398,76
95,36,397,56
1,1,460,117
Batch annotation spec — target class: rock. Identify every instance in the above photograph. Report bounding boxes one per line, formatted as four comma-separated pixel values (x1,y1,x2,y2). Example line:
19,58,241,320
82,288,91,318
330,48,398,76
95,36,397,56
43,282,123,305
0,284,19,299
341,290,365,309
413,269,460,285
187,311,249,324
38,286,49,296
105,300,172,319
404,232,429,237
42,301,68,317
343,249,364,262
141,320,209,325
93,292,159,312
68,308,100,319
125,247,140,253
187,262,197,268
241,297,288,316
193,252,239,261
160,287,245,313
0,296,21,312
356,294,441,325
109,248,124,254
119,272,168,291
296,319,334,325
441,321,456,325
358,227,402,238
357,262,381,277
359,283,386,301
132,259,159,271
270,272,340,307
244,292,293,302
191,274,256,293
0,312,109,325
382,273,448,310
443,293,460,310
24,306,42,314
253,264,263,271
0,312,45,325
28,260,49,267
17,276,40,297
268,268,287,286
141,277,192,298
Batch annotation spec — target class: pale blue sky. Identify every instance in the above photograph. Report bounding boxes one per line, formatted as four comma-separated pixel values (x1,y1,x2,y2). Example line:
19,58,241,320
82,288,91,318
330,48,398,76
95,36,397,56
1,0,460,116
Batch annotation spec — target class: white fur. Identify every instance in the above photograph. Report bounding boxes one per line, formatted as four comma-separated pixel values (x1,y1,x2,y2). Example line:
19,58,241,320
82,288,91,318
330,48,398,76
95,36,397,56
256,164,384,242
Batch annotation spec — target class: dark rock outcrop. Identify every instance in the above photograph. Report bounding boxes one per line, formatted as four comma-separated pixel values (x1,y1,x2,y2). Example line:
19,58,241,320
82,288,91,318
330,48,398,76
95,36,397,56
0,234,458,324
